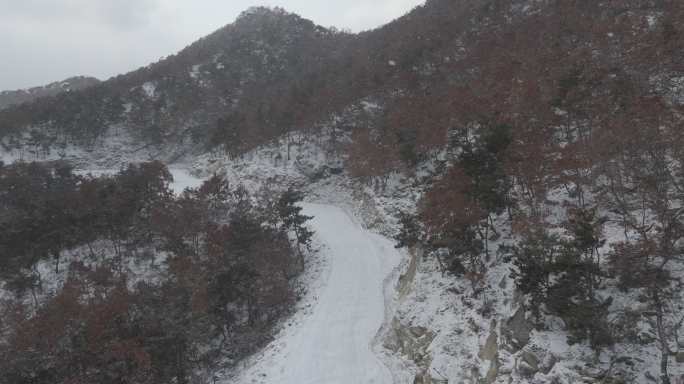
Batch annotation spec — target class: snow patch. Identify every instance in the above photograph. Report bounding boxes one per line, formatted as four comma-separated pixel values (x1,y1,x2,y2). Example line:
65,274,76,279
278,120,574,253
190,64,201,79
142,82,156,98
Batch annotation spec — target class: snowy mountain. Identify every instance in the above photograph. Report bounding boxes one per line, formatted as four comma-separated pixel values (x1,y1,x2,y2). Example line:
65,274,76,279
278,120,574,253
1,1,684,383
0,6,351,161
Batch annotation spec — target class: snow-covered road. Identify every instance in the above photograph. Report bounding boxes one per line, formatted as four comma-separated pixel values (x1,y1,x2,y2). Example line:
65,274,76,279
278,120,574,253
235,203,402,384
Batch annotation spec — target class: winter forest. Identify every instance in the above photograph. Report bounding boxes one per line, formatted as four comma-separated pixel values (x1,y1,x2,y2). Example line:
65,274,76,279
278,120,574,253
1,1,684,383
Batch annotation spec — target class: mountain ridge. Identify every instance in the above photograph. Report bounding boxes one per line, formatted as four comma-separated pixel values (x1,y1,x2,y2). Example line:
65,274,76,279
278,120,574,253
4,0,681,162
0,5,352,158
0,76,100,110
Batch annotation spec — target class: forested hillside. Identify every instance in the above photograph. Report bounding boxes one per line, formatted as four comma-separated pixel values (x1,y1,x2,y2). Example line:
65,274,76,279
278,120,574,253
1,0,684,383
0,76,99,110
2,1,682,162
0,161,313,384
0,7,351,152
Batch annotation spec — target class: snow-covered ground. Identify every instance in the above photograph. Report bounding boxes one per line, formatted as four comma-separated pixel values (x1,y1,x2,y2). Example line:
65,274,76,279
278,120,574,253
168,168,205,193
9,123,679,383
75,168,205,195
232,203,402,384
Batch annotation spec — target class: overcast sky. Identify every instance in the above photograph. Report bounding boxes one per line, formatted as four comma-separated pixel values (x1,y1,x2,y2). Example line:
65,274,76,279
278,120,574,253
0,0,425,91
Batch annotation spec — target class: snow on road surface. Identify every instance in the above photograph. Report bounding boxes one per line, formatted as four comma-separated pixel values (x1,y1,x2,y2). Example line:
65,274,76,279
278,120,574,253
235,203,402,384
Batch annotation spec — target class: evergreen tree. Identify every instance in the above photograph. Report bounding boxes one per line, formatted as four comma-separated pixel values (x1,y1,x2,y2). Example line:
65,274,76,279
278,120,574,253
277,188,314,250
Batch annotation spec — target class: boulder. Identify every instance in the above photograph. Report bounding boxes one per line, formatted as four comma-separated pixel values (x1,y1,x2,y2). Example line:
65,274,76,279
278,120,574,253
676,351,684,364
503,307,533,351
479,320,499,361
542,353,557,374
521,350,540,371
517,349,541,377
384,318,435,366
478,320,500,384
518,361,538,378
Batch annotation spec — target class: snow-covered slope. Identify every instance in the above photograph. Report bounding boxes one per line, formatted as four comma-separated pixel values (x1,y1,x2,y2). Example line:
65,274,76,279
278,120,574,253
233,203,401,384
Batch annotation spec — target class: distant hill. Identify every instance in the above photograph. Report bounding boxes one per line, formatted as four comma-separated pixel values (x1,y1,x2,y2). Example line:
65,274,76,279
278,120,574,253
0,76,100,110
0,7,352,155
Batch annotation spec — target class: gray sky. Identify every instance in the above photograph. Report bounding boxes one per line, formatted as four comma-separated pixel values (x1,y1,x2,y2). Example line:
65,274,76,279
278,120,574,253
0,0,425,91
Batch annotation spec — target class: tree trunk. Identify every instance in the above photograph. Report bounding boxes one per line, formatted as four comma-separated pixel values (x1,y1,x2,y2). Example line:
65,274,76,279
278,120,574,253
484,223,490,262
177,339,188,384
87,242,97,258
53,250,60,274
435,252,448,276
654,289,672,384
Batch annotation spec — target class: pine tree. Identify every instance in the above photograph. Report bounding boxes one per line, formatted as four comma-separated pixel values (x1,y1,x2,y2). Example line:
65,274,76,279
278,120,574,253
277,188,314,250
